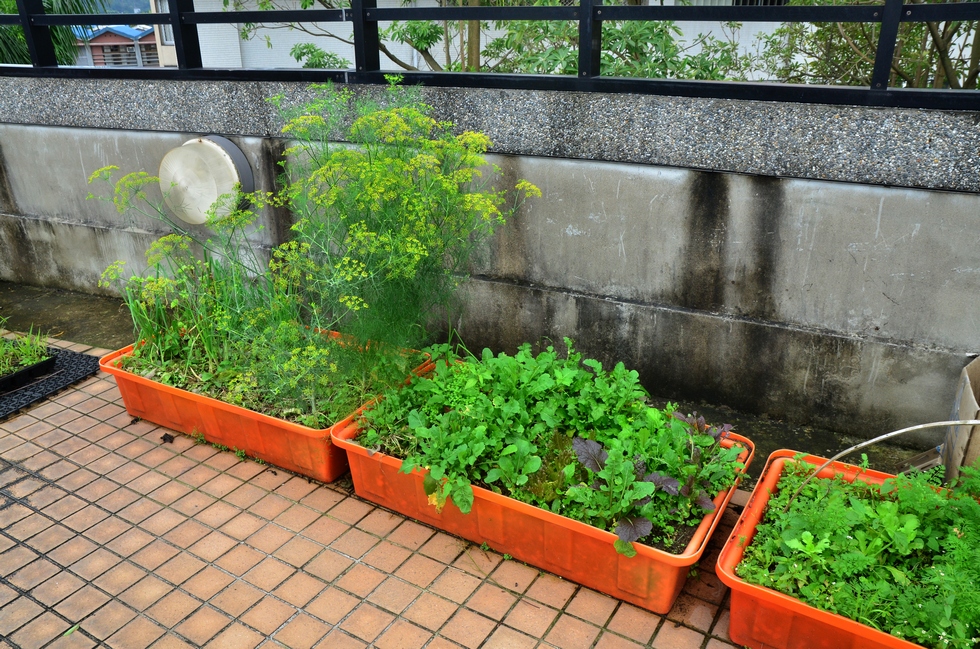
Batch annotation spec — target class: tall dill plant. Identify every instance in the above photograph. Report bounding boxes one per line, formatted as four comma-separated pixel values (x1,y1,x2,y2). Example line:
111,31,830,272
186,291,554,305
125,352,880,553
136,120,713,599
93,78,538,428
270,79,539,377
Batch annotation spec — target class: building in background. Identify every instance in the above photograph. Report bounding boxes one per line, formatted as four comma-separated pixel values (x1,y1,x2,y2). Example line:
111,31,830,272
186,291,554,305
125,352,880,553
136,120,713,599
74,25,160,67
149,0,178,67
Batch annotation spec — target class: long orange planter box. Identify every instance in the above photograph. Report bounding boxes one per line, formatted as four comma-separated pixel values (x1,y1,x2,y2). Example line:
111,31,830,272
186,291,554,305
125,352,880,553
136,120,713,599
717,450,923,649
332,423,754,613
100,345,429,483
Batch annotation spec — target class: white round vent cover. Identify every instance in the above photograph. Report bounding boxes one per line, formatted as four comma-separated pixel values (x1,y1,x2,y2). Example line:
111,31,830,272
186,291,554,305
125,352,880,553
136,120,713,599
158,135,255,225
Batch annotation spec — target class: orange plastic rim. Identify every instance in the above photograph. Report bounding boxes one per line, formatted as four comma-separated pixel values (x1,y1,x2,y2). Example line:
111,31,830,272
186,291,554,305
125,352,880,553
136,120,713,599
716,450,925,649
333,422,754,613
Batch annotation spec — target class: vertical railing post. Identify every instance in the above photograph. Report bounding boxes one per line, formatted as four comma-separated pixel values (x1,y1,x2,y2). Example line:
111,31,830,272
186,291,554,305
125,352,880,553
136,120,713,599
351,0,380,73
870,0,903,89
14,0,57,67
170,0,202,69
578,0,601,79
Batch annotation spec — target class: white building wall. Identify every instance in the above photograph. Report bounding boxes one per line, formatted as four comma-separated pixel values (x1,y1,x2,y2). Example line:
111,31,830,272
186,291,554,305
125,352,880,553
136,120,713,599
196,0,246,67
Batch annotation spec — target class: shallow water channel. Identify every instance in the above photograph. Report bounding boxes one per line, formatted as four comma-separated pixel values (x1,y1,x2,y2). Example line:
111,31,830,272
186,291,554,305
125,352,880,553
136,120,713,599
0,280,924,485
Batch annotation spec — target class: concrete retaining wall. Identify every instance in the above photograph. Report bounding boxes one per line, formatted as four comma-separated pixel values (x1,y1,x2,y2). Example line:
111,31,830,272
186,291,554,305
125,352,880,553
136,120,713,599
1,77,979,444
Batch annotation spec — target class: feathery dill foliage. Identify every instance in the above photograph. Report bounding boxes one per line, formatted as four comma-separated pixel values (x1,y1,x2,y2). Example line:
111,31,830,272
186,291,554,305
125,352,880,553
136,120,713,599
92,78,539,428
269,77,540,355
736,457,980,649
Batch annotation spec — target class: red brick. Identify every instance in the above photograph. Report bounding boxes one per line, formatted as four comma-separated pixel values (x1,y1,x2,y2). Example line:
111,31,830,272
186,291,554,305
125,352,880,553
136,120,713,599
504,599,559,637
239,596,295,636
305,587,360,625
9,611,69,649
652,622,706,649
274,613,331,649
374,619,432,649
106,616,166,649
146,591,200,628
81,600,137,640
0,596,43,637
607,603,662,644
366,577,422,614
545,614,601,649
394,553,445,588
402,593,457,631
385,520,433,550
340,603,395,643
666,594,717,632
429,567,481,604
174,606,233,645
439,608,496,649
209,580,264,618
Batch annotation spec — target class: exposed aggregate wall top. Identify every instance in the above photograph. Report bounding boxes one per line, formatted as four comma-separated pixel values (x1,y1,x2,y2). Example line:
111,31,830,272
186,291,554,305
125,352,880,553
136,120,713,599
1,76,978,193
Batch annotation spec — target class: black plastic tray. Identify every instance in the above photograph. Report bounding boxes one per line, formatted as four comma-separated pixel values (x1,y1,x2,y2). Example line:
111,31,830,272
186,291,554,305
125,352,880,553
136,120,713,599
0,349,58,394
0,349,100,421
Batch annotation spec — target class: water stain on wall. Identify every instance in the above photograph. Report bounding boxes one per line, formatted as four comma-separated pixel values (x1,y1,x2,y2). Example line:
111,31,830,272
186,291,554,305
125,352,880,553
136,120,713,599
259,138,292,247
0,143,20,215
741,175,784,320
680,172,729,312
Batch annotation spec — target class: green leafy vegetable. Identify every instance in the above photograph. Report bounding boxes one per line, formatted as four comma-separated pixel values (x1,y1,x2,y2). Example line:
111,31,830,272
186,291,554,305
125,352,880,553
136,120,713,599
737,456,980,649
360,339,745,554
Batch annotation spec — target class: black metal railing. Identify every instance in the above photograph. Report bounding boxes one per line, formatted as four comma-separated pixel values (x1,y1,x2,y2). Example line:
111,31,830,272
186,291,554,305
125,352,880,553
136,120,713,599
4,0,980,110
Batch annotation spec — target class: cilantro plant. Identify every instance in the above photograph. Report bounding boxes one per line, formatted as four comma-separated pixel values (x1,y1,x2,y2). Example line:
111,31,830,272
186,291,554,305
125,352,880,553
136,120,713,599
737,457,980,649
0,318,50,377
358,339,746,554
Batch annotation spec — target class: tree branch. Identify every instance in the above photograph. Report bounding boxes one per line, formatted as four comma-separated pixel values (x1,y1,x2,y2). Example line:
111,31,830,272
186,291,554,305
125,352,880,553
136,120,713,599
965,23,980,88
378,42,418,71
416,47,444,71
909,0,961,88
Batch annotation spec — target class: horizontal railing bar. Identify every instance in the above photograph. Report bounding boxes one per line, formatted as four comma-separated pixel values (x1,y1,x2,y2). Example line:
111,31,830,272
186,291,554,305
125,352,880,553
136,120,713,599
595,4,881,22
183,8,345,23
0,64,350,82
0,63,976,111
33,12,171,25
903,2,980,21
0,14,19,24
367,6,578,21
26,3,980,28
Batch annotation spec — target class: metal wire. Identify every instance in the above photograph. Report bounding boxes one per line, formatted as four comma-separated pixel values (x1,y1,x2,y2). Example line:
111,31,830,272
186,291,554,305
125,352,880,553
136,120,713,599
782,420,980,512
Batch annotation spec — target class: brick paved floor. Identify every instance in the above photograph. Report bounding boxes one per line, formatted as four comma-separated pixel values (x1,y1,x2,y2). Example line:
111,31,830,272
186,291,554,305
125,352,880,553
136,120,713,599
0,339,741,649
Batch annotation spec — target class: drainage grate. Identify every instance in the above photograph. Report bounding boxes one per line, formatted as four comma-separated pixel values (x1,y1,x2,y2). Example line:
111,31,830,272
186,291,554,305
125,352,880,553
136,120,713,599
0,349,101,420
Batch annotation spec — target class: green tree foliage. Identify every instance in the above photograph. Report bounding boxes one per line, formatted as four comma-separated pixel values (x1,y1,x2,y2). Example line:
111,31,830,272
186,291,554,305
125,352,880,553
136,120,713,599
289,42,350,68
754,0,980,88
0,0,106,65
481,16,748,79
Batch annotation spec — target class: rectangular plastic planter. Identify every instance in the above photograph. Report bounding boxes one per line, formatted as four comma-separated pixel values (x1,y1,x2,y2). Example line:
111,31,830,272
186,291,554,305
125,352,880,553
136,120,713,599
332,423,754,613
716,450,924,649
101,345,430,483
0,349,57,394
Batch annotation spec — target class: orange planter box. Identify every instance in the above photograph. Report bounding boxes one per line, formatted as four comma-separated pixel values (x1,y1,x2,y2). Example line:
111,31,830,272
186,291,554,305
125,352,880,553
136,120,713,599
100,345,429,483
717,450,923,649
332,423,753,613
